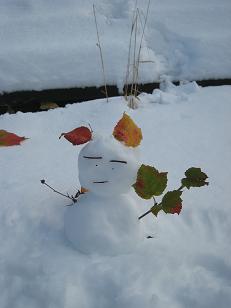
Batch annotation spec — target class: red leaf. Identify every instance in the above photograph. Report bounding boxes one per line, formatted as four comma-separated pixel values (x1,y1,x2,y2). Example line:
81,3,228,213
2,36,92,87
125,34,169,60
0,130,27,147
59,126,92,145
170,203,182,215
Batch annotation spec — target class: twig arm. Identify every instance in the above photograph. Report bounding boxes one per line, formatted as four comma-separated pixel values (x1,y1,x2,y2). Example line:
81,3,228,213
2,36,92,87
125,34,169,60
40,179,84,203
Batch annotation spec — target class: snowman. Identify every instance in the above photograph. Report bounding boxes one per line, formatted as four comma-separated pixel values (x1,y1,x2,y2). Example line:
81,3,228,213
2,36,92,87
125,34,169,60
63,113,144,255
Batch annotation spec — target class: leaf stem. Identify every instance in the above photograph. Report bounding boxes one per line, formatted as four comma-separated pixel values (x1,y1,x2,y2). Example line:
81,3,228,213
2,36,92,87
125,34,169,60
153,196,157,205
139,197,160,220
138,208,152,220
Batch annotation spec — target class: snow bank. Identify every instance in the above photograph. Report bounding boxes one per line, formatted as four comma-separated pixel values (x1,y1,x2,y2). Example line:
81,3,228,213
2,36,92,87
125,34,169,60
0,0,231,92
1,85,231,307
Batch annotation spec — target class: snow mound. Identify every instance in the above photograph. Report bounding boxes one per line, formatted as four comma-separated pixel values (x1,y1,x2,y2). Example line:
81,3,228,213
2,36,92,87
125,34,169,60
139,80,200,104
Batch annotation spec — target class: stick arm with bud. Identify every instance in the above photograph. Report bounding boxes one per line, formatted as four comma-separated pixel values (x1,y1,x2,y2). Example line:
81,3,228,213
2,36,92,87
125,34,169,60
40,179,84,205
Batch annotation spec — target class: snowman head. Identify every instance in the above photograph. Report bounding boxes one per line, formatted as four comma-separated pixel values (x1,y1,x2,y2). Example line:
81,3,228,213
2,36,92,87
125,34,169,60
60,113,143,196
78,134,140,196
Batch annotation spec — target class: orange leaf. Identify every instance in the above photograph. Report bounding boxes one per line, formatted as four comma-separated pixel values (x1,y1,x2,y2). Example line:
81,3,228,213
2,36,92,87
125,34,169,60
0,130,27,147
59,126,92,145
113,113,142,147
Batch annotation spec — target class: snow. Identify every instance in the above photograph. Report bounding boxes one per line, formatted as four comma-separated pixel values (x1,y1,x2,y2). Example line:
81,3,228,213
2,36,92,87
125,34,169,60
0,0,231,92
140,79,201,104
1,84,231,307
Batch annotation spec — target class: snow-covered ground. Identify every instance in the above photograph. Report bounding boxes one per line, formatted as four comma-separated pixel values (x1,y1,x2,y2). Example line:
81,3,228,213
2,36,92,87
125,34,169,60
0,0,231,92
1,84,231,307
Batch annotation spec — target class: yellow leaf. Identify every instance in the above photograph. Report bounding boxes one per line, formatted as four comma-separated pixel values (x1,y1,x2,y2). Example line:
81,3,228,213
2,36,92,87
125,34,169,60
40,102,59,110
113,113,142,147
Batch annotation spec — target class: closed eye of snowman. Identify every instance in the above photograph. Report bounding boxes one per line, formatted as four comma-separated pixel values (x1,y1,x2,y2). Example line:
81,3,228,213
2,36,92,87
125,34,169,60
83,156,127,181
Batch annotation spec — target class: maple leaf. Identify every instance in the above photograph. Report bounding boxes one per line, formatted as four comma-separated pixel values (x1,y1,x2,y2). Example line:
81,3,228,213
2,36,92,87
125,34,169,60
113,113,142,147
133,164,168,199
181,167,209,189
162,190,183,215
0,130,27,147
59,126,92,145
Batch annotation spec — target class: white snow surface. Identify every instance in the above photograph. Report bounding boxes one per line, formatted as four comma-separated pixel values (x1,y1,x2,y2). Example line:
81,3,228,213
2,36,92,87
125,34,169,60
0,0,231,92
1,84,231,307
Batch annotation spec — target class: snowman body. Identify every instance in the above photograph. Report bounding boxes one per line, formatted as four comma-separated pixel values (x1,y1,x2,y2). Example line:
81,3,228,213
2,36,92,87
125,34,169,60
64,135,142,255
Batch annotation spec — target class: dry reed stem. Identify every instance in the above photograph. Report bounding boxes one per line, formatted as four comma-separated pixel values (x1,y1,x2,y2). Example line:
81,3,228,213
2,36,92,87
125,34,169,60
124,0,151,101
130,9,139,97
133,0,151,97
124,2,138,99
93,4,109,102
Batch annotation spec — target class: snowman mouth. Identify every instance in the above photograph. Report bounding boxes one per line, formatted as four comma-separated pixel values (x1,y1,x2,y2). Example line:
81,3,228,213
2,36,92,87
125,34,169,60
93,181,109,184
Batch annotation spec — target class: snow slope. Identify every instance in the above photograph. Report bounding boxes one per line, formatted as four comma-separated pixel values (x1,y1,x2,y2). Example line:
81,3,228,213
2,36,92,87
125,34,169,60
0,0,231,92
1,85,231,307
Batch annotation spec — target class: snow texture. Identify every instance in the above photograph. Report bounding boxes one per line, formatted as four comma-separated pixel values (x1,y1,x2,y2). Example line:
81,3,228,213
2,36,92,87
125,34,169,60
0,0,231,92
64,193,142,256
1,84,231,307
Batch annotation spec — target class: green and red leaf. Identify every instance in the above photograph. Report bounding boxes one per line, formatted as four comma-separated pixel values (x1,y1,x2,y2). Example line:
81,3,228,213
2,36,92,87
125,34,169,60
59,126,92,145
151,204,162,217
181,167,209,189
133,164,168,199
162,190,183,215
0,130,27,147
169,203,182,215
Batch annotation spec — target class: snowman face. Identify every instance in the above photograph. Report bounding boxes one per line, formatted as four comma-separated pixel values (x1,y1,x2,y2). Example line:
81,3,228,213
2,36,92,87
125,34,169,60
78,135,139,196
